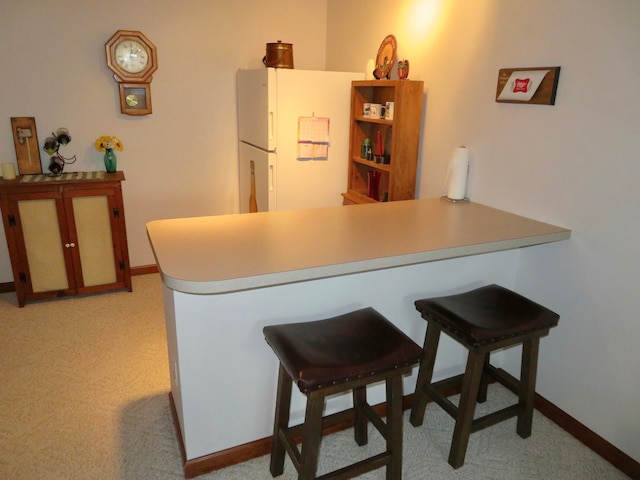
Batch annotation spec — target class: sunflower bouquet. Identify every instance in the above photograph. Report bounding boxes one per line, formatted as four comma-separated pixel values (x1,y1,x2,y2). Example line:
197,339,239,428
94,136,124,152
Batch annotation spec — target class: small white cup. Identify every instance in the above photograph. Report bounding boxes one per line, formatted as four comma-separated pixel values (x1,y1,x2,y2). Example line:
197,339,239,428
369,103,382,119
1,162,17,180
384,101,395,120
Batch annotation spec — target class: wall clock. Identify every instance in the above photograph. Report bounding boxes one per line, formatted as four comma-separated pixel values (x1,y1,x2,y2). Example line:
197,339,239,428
105,30,157,116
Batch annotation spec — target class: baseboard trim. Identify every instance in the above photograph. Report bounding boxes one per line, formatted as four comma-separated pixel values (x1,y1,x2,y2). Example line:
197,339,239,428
172,375,638,479
534,396,639,478
535,387,638,478
0,264,159,294
131,264,159,276
0,281,13,293
498,368,639,479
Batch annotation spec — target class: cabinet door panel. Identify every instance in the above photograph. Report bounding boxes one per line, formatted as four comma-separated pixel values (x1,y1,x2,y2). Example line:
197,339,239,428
17,199,69,292
72,195,117,287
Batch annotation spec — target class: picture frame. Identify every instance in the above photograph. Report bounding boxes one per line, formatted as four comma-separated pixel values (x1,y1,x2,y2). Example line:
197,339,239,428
496,66,561,105
10,117,43,175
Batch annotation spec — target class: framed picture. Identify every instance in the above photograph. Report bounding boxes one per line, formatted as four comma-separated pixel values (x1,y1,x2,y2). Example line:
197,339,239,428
10,117,42,175
496,67,561,105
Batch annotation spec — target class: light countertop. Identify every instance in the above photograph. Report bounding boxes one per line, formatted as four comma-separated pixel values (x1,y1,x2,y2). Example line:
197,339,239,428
146,198,570,295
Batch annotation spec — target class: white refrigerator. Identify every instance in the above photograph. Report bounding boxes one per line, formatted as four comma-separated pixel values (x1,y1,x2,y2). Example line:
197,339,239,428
237,68,363,213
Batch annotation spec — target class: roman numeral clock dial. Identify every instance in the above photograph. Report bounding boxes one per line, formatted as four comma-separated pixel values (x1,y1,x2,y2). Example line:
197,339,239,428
105,30,158,115
115,40,149,73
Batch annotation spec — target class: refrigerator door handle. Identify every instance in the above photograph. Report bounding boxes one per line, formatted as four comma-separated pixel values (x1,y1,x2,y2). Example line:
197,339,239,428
269,164,275,192
269,111,275,142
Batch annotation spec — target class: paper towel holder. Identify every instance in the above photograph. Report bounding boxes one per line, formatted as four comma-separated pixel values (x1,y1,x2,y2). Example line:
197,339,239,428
440,195,469,203
441,145,470,203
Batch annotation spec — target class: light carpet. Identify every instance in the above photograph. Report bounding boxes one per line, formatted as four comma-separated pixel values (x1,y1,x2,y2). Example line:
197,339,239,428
0,274,629,479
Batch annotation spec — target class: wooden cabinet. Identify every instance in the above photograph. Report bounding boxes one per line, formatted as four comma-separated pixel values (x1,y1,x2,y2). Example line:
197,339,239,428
0,172,132,307
341,80,424,205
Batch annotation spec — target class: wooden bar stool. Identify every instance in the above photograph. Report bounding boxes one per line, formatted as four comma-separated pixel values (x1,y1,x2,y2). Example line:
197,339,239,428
264,307,422,480
409,284,559,468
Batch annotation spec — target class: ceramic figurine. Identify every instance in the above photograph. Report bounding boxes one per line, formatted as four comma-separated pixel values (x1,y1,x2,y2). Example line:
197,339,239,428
398,59,409,80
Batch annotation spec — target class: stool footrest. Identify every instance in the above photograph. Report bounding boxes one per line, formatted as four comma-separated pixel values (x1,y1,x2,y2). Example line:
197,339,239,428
471,403,522,433
360,401,389,439
424,373,468,418
485,364,520,392
431,374,466,391
275,390,402,479
279,428,301,469
286,407,358,439
315,452,391,480
426,365,525,434
276,402,397,480
284,402,388,441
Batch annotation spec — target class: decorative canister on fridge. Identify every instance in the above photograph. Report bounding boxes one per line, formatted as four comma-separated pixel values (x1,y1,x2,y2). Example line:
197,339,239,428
263,41,294,69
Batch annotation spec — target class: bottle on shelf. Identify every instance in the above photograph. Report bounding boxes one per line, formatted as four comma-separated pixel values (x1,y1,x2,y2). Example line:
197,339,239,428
249,160,258,213
367,170,381,200
361,138,372,160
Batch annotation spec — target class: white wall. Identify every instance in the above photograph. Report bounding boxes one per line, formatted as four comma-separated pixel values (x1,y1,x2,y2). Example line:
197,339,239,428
327,0,640,462
0,0,328,276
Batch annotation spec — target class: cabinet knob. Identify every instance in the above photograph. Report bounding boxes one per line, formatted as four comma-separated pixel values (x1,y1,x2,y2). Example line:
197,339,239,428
70,242,75,248
65,243,76,248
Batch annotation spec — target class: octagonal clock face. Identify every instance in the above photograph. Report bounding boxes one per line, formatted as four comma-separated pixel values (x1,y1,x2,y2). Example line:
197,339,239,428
115,39,150,74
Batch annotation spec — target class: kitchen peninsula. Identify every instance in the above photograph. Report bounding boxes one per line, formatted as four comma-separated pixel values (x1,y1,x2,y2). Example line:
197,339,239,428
147,198,570,477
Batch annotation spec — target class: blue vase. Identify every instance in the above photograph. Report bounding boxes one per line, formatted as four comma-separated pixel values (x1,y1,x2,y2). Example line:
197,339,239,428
104,148,117,173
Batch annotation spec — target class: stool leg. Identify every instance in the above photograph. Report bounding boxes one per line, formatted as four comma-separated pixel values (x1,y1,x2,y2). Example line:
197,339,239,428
476,353,490,403
353,386,368,446
449,349,484,469
410,322,441,427
299,396,324,480
517,337,540,438
386,375,404,480
270,364,292,477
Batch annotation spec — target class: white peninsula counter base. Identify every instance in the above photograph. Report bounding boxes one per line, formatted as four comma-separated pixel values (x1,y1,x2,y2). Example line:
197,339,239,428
146,198,570,477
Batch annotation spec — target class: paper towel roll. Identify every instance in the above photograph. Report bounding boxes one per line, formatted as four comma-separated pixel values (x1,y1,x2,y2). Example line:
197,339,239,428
365,59,375,80
1,162,16,180
447,147,469,200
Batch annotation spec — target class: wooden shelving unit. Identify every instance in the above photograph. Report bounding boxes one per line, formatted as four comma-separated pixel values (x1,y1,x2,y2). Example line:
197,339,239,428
341,79,424,205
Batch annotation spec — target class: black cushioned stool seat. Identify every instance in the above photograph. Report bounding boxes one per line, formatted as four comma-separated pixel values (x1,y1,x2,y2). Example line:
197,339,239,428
264,307,422,480
409,284,559,469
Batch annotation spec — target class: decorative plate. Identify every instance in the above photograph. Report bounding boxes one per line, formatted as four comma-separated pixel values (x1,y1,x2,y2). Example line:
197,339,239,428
374,35,397,79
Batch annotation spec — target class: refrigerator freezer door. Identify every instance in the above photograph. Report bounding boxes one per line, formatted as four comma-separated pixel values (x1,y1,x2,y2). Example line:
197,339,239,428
273,69,358,211
239,142,275,213
237,68,276,152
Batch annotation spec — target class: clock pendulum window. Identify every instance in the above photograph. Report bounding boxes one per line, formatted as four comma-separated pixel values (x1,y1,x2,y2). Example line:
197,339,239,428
105,30,158,116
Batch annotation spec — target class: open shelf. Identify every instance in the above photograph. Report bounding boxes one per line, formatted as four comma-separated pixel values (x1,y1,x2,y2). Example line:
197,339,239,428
342,80,424,204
